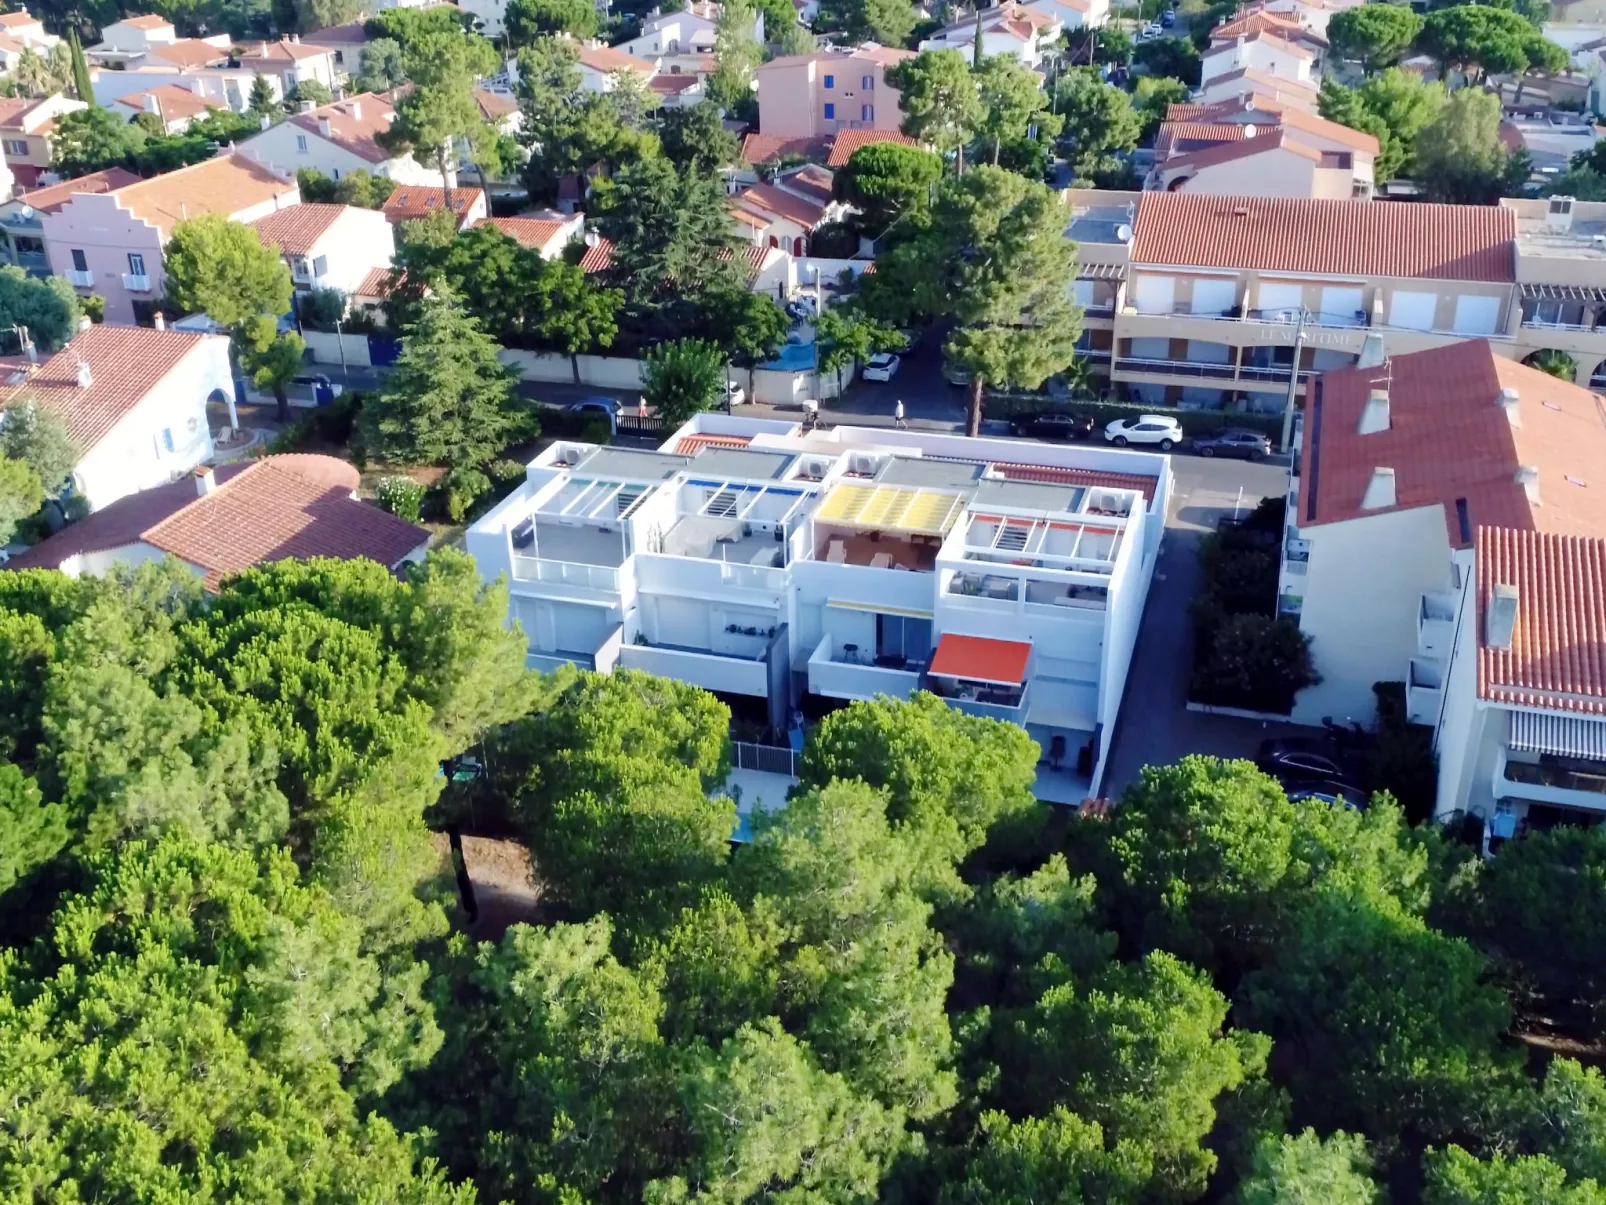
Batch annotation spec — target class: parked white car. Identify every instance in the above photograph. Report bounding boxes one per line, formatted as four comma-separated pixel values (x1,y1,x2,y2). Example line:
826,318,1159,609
862,353,901,382
1104,414,1183,449
726,381,747,406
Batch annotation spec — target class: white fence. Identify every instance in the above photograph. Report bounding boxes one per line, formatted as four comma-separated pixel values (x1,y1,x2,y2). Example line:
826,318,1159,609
732,741,799,777
499,349,854,404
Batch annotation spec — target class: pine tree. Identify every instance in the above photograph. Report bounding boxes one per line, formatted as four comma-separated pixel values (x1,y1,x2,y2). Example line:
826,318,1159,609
248,72,279,121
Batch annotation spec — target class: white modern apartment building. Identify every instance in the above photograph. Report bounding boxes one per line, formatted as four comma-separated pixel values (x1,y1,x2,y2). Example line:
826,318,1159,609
467,415,1173,793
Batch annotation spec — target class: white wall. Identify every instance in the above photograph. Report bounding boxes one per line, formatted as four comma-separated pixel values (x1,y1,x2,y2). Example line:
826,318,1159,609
303,330,373,367
1291,504,1455,726
74,337,234,511
308,206,396,294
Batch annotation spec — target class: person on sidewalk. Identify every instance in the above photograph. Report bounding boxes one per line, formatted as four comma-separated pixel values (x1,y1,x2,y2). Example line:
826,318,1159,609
894,398,907,429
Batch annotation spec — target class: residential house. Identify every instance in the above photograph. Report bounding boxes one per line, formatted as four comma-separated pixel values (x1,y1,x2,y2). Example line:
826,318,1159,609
477,211,585,258
250,202,397,296
111,83,225,133
1023,0,1109,32
1208,7,1328,64
1258,0,1362,36
576,237,793,297
0,94,86,190
298,20,371,76
575,42,658,92
1501,194,1606,390
39,151,300,325
0,323,236,511
918,5,1063,67
614,1,764,70
0,168,138,276
87,13,178,61
0,10,59,54
649,71,707,107
1061,189,1563,409
730,164,843,254
466,414,1174,795
6,454,430,586
1433,527,1606,845
85,39,269,112
755,44,915,139
1192,65,1321,109
234,38,341,98
1200,30,1316,90
1150,98,1379,197
381,183,488,228
238,93,439,185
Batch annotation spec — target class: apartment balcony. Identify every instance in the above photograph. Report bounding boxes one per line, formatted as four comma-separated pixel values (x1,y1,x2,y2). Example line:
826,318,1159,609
1417,591,1455,659
67,269,93,288
122,272,151,292
921,632,1033,726
619,639,770,696
1495,746,1606,813
509,554,621,595
925,675,1031,723
1113,354,1239,381
806,634,921,702
1406,657,1444,725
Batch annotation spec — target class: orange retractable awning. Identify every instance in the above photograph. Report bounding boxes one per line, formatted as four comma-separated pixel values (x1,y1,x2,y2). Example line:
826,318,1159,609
928,633,1031,686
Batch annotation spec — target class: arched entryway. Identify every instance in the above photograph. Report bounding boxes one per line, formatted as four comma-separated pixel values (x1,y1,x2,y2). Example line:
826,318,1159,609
1523,349,1578,383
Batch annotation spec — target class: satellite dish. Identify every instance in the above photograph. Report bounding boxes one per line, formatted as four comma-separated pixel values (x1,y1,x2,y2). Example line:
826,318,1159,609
1116,223,1133,242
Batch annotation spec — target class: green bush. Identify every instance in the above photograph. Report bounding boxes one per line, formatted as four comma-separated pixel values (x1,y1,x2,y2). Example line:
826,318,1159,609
264,417,315,455
1368,681,1437,822
375,475,425,522
310,391,363,445
487,459,527,486
581,417,613,445
298,287,347,333
431,466,491,524
1191,613,1319,714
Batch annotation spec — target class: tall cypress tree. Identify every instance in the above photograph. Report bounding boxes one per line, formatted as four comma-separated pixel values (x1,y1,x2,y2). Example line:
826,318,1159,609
67,29,95,107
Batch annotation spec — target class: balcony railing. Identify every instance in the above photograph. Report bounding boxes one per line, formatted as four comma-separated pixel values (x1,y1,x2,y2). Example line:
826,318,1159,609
1520,317,1603,333
926,676,1031,723
1113,355,1237,380
123,272,150,292
67,269,92,288
509,555,620,592
806,635,923,701
1500,757,1606,798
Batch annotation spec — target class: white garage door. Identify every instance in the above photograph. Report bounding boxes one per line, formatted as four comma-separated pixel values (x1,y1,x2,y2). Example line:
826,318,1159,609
1132,274,1177,315
1319,286,1365,325
1256,281,1305,318
1190,276,1238,316
1452,294,1501,335
1389,290,1439,331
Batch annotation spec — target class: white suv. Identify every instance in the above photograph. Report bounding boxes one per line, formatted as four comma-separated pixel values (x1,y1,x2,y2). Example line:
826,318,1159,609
1104,414,1184,449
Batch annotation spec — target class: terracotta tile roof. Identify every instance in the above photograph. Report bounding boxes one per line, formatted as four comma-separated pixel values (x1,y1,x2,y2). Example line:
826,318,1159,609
482,215,573,251
0,325,216,450
112,84,221,124
301,20,368,44
16,169,138,216
578,237,614,274
780,163,834,204
354,266,404,297
1130,192,1515,281
650,73,702,94
1477,527,1606,715
1154,120,1255,155
676,433,753,453
732,182,827,229
988,461,1158,502
474,87,519,120
741,132,826,164
1273,103,1380,154
0,96,35,130
1211,9,1326,46
758,43,915,70
1160,128,1336,174
141,456,428,587
123,14,175,29
238,37,335,63
103,152,297,235
1203,28,1315,59
826,128,917,166
147,38,231,67
1166,100,1250,122
289,93,396,164
576,43,654,76
0,12,42,28
249,201,348,254
8,455,428,588
381,184,485,224
1202,65,1320,101
1299,341,1606,547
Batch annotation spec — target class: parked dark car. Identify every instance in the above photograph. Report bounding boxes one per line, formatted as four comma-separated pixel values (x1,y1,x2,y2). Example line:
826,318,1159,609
1192,428,1272,460
1009,411,1096,441
1255,738,1364,788
1287,781,1370,810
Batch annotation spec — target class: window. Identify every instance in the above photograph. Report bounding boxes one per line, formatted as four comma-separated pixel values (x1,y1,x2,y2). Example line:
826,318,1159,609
70,249,87,272
291,256,310,278
330,167,341,180
861,104,872,122
295,134,308,152
823,102,834,119
862,74,873,89
2,139,26,156
127,252,145,276
823,73,834,88
311,254,327,277
160,427,175,454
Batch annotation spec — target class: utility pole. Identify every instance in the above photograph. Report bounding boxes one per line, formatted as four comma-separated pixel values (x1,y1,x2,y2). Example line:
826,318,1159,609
1279,307,1308,455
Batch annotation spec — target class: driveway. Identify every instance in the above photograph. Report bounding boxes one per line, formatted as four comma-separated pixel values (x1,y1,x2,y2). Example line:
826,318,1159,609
1098,454,1321,797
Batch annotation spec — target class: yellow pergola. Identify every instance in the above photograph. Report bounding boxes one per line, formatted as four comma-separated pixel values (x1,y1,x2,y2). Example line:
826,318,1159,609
814,483,968,537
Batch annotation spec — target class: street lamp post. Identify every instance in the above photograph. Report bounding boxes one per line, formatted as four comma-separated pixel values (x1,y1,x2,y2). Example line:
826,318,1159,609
1279,307,1309,455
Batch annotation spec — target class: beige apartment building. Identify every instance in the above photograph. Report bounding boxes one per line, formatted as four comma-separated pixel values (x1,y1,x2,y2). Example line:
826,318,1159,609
1065,190,1606,412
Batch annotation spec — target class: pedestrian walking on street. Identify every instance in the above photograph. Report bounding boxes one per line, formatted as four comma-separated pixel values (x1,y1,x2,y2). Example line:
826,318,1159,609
894,398,907,429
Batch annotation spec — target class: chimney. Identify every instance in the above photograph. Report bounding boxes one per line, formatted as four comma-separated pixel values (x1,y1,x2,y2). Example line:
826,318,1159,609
1360,466,1396,509
1516,464,1540,505
1357,386,1389,434
153,311,166,331
22,335,35,363
1497,385,1520,427
75,360,92,389
1486,582,1519,650
318,115,333,137
194,464,216,496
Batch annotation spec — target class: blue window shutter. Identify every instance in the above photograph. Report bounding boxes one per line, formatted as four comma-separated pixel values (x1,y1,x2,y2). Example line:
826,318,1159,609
823,73,833,87
824,102,834,118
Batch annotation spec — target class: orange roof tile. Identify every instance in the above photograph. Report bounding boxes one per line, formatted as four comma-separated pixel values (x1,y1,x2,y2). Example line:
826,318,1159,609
238,37,335,63
1160,128,1338,174
1299,341,1606,547
354,266,404,297
1154,120,1255,155
826,128,917,166
988,461,1158,502
1130,192,1514,281
482,215,573,251
16,167,140,213
1203,27,1315,59
929,633,1031,684
676,433,753,453
474,87,519,120
578,237,615,274
113,83,221,124
1270,102,1380,154
0,325,215,449
576,43,654,76
289,93,396,164
146,38,230,67
107,153,297,235
122,14,175,29
1211,9,1325,45
650,73,702,94
1477,527,1606,715
1202,65,1320,100
249,201,348,254
759,43,915,70
381,184,485,224
741,132,826,164
732,182,827,228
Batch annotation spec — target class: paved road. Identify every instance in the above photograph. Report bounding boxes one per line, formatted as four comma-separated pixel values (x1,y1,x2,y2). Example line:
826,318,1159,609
1098,455,1320,797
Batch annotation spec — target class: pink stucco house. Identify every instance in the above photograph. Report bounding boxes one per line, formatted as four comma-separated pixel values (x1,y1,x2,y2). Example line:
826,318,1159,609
754,44,915,140
40,151,299,325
